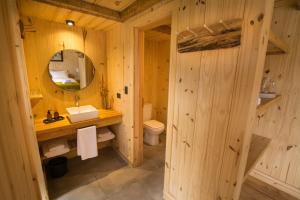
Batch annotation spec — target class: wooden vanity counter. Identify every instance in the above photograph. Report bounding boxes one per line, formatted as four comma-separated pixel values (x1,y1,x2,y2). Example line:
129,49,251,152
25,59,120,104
35,109,122,142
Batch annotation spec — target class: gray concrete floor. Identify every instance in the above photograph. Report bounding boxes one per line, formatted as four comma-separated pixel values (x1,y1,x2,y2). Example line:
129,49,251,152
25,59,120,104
48,135,166,200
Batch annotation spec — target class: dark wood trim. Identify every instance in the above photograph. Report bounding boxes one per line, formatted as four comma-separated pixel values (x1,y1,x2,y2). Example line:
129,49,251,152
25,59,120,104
274,0,300,8
33,0,167,23
33,0,121,21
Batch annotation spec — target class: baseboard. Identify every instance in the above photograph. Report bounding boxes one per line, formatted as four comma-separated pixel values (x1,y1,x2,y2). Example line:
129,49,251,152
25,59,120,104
112,145,132,166
250,169,300,199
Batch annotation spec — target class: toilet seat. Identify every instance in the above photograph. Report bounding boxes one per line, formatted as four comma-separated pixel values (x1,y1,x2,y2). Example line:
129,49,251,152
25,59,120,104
144,120,164,130
143,120,165,145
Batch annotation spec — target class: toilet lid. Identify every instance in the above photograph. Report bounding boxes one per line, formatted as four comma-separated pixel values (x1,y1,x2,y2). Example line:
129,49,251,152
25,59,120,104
144,120,165,129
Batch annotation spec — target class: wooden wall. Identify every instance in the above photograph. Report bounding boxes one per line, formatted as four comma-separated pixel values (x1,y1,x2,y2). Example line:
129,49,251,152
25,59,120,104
106,0,176,166
105,0,176,168
106,24,133,161
251,6,300,196
144,38,170,124
0,0,47,199
164,0,274,199
22,17,107,119
106,0,274,199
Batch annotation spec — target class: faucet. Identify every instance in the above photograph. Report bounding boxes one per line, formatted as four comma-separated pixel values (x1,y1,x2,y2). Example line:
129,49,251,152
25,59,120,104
74,95,80,107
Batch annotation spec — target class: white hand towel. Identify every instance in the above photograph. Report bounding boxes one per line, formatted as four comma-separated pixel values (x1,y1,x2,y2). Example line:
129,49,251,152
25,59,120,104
77,126,98,160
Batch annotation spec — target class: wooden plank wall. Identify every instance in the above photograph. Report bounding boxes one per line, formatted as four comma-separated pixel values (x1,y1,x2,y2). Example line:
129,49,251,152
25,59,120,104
0,0,47,199
144,38,170,124
106,0,274,199
106,24,132,161
164,0,274,200
22,17,107,119
106,0,176,165
251,6,300,196
164,1,244,198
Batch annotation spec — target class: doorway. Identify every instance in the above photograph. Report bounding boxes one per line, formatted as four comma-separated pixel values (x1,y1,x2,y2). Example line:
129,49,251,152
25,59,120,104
133,17,172,167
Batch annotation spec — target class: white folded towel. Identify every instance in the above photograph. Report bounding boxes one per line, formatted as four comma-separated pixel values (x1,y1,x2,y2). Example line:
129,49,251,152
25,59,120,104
97,127,111,135
77,126,98,160
48,140,67,152
42,139,70,158
44,147,70,158
97,127,115,142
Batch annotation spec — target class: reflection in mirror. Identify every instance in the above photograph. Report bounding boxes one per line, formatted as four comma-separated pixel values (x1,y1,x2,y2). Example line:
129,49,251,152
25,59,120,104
48,50,95,91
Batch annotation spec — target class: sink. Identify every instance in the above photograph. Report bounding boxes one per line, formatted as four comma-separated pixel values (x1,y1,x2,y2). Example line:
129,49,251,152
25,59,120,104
66,105,99,123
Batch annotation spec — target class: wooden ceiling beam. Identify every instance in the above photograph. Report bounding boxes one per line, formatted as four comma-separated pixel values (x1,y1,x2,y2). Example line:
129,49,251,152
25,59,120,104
33,0,122,22
274,0,300,9
151,25,171,34
32,0,166,23
120,0,163,22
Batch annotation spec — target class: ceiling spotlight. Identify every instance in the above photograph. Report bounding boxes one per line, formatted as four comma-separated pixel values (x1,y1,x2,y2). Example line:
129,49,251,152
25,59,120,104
66,20,75,27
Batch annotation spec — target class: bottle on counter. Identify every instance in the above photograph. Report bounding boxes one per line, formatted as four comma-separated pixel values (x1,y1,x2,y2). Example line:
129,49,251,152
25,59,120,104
54,111,60,120
47,110,52,121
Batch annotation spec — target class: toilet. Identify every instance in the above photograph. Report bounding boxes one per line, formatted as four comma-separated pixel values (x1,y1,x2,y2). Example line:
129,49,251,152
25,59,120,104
143,103,165,145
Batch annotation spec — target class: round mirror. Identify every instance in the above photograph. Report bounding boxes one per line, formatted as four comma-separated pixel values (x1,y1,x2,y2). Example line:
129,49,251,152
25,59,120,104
48,50,95,91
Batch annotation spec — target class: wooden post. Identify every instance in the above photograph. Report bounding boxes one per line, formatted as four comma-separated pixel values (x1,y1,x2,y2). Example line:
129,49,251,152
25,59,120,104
133,28,144,167
0,0,47,199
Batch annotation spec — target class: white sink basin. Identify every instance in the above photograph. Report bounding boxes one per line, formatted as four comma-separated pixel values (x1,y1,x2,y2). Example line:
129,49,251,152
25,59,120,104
66,105,99,123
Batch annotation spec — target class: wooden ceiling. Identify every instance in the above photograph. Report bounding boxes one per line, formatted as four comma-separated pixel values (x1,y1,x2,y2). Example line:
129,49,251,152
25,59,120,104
82,0,136,11
145,24,171,41
18,0,163,31
18,0,119,30
18,0,298,32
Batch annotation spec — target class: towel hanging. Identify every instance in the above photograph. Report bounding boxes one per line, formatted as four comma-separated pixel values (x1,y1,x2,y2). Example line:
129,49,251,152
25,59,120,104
77,126,98,160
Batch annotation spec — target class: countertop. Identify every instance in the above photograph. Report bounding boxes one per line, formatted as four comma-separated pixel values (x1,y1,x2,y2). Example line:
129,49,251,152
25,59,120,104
34,109,122,142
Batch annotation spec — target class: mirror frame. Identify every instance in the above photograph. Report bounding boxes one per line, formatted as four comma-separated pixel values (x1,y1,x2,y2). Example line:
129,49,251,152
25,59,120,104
47,49,96,92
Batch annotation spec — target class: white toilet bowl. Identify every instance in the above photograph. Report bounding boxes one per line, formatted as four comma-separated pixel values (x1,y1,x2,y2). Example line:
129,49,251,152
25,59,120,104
143,103,165,145
143,120,165,145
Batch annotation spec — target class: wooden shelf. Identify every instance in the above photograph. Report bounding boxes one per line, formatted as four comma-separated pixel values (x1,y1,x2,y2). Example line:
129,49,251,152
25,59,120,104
244,134,271,180
176,18,289,54
177,18,242,53
240,175,298,200
41,140,112,161
267,30,289,55
35,109,122,142
256,95,282,115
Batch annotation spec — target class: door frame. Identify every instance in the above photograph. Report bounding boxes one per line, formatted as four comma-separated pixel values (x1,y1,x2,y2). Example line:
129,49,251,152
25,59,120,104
133,28,145,167
133,16,172,167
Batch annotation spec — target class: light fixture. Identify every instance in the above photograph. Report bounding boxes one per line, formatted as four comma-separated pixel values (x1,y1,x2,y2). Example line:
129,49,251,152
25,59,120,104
66,20,75,27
